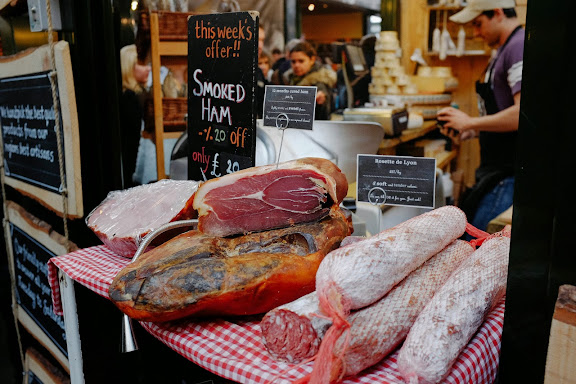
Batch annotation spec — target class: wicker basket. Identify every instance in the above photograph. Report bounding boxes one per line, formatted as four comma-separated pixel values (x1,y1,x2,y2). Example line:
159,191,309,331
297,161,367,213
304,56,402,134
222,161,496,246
155,11,196,41
162,98,187,129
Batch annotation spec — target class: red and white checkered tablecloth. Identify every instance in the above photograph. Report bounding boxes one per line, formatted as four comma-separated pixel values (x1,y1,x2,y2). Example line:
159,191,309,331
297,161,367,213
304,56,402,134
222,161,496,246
48,245,505,384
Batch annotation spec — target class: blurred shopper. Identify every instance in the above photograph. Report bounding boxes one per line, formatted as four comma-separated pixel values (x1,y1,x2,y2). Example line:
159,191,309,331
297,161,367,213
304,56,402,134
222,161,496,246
271,38,301,85
256,24,268,118
119,44,151,187
259,50,274,82
271,47,283,68
282,41,337,120
436,0,524,232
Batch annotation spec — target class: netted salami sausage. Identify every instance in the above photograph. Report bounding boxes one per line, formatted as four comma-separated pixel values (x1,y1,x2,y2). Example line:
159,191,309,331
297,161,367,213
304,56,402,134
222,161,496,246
397,234,510,384
315,206,467,315
328,240,474,381
308,206,467,383
262,240,473,369
260,292,331,363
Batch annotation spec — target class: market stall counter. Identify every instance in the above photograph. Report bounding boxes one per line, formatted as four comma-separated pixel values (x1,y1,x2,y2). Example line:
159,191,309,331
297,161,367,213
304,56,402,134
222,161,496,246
48,245,505,384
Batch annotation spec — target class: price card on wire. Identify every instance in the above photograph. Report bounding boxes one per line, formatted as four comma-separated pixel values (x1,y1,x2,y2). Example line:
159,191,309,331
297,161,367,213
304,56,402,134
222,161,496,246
357,154,436,209
262,85,317,130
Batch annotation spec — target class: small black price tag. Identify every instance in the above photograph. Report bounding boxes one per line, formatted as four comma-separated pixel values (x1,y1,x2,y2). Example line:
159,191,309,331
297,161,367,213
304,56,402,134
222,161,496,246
357,154,437,208
262,85,317,130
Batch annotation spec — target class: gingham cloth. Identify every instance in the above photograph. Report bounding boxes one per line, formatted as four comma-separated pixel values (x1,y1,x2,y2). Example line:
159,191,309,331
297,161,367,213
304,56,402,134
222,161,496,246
48,245,505,384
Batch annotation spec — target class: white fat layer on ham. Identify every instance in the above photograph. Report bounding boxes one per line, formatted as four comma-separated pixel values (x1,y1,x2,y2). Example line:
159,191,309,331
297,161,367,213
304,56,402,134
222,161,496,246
87,180,198,238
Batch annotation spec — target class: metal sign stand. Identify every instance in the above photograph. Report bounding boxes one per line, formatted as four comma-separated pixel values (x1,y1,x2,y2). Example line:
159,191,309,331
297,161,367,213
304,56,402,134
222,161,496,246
275,113,289,168
368,187,387,234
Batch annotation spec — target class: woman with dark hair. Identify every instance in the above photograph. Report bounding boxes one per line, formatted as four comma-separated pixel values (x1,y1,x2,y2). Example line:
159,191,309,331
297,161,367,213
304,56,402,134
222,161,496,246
282,41,337,120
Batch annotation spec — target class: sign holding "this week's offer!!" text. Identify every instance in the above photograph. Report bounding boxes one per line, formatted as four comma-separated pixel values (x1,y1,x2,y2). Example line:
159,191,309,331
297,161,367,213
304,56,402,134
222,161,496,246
187,11,259,182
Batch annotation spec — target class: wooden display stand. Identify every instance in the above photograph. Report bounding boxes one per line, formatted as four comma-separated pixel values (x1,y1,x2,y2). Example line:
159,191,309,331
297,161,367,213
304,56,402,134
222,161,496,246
149,11,194,180
544,285,576,384
24,347,70,384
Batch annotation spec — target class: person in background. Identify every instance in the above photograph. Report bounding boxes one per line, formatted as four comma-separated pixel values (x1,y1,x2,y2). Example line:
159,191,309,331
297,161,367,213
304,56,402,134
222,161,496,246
258,50,274,82
119,44,151,188
270,38,302,85
271,47,283,68
256,24,268,118
436,0,524,232
281,41,337,120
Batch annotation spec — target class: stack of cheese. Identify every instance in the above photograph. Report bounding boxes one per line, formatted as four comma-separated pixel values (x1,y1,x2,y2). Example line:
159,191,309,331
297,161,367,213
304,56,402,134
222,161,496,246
369,31,419,96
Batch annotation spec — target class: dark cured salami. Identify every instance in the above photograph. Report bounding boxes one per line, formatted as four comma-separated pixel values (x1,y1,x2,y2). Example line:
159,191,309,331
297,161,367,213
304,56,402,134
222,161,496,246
193,157,348,237
260,292,331,364
108,207,352,322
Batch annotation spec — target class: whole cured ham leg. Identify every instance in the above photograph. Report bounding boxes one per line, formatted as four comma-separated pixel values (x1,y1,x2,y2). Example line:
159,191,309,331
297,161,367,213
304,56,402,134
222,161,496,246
396,233,510,384
109,207,352,322
193,157,348,237
309,206,467,384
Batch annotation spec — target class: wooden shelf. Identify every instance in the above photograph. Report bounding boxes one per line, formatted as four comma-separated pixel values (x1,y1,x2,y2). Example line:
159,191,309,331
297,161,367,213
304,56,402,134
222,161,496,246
436,149,457,169
379,120,438,151
150,11,194,180
158,41,188,56
427,5,465,11
427,50,490,57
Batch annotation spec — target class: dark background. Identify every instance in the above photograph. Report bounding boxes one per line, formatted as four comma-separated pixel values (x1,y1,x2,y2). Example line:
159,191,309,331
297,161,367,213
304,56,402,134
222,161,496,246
1,0,575,383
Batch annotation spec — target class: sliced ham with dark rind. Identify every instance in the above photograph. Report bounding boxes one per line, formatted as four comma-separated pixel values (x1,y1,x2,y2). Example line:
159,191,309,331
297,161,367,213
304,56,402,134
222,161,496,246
193,157,348,237
108,207,352,322
86,179,199,258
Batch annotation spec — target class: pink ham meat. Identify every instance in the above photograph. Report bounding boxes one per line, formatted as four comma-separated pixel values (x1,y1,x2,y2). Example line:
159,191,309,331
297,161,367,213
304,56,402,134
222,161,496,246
193,157,348,237
86,179,199,258
397,233,510,384
307,206,467,384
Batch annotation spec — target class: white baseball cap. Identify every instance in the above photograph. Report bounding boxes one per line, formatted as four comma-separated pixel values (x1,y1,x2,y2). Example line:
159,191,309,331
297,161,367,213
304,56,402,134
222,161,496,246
449,0,517,24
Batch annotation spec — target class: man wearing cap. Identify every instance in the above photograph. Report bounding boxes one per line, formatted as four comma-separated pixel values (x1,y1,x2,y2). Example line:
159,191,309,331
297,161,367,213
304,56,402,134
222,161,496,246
437,0,524,233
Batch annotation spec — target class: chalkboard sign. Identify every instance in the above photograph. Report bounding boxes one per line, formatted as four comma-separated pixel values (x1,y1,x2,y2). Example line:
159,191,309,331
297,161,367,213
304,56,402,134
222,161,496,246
11,222,67,357
262,85,317,130
5,201,73,369
187,11,259,181
0,71,64,193
357,154,437,208
0,42,83,218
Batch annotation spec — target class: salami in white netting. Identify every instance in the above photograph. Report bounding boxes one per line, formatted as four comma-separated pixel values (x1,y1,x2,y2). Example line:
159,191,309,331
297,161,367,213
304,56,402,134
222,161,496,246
397,233,510,384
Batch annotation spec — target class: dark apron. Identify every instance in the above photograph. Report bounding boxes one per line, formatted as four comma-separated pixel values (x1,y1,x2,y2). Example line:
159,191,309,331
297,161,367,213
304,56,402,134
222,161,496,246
474,26,522,182
459,27,521,222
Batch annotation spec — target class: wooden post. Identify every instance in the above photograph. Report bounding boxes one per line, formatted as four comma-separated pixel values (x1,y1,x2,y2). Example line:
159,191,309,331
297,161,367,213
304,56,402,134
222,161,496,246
544,285,576,384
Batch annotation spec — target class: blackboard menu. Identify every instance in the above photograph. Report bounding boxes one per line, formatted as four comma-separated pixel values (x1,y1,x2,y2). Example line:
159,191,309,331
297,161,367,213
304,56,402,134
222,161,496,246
262,85,317,130
11,223,67,357
187,12,259,181
357,154,437,209
0,72,65,193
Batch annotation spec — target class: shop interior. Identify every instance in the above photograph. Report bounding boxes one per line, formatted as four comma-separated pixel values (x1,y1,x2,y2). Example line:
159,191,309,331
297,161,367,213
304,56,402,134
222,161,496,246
0,0,575,383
